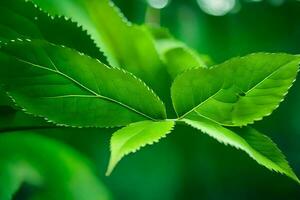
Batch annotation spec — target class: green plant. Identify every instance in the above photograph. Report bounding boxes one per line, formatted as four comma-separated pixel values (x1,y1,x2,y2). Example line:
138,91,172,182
0,132,111,200
1,2,300,199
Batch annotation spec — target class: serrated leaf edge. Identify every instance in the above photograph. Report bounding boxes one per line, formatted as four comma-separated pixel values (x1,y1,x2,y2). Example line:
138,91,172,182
105,120,175,175
1,39,166,128
172,53,300,127
20,0,108,62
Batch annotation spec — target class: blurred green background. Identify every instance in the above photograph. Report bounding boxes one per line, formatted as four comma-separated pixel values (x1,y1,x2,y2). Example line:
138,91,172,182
8,0,300,199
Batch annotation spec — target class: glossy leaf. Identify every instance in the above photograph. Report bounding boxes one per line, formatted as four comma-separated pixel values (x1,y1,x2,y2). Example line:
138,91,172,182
0,0,100,130
0,132,111,200
106,120,175,175
0,0,105,62
183,116,299,183
0,40,166,128
172,53,300,126
30,0,171,104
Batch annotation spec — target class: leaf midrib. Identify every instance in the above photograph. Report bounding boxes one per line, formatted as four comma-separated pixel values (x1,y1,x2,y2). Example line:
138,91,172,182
13,56,157,121
178,87,223,119
114,123,150,157
245,59,295,95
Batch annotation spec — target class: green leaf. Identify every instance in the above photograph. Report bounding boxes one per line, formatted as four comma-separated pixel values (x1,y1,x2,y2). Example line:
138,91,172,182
0,0,108,131
146,25,211,79
30,0,171,104
155,39,207,79
0,132,111,200
182,116,300,183
0,0,105,62
172,53,300,126
0,40,166,128
106,120,175,175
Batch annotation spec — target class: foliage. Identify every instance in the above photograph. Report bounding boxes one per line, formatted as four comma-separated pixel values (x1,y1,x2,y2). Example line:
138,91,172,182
0,0,300,198
0,132,110,200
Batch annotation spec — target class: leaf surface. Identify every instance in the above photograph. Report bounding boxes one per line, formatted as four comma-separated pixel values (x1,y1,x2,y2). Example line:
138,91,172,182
106,120,175,175
0,40,166,128
146,25,210,78
172,53,300,126
0,0,105,62
0,0,105,129
183,116,299,183
0,132,111,200
156,39,207,79
30,0,171,105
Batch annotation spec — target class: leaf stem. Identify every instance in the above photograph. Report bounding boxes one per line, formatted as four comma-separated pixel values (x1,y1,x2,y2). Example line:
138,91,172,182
145,6,161,26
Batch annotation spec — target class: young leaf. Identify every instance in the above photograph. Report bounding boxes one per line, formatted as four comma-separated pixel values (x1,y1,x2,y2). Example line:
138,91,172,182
182,116,299,183
0,40,166,128
30,0,171,105
106,120,175,175
155,39,207,79
172,53,300,126
0,0,105,62
146,25,210,78
0,132,111,200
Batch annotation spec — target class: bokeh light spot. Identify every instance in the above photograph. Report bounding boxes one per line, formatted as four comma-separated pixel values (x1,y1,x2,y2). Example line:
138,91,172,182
147,0,169,9
197,0,236,16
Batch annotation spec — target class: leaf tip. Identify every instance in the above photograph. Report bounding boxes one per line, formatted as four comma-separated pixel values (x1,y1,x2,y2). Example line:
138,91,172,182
289,173,300,185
